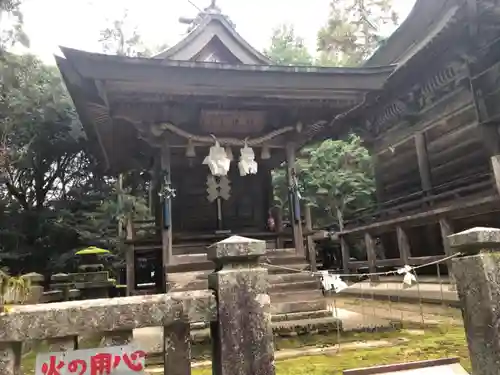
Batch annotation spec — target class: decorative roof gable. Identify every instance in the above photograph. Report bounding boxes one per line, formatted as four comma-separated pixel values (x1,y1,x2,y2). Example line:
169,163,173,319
154,6,271,65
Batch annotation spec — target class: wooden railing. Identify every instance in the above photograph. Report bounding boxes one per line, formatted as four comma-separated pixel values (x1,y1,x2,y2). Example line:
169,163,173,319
346,254,448,272
344,172,493,228
0,236,276,375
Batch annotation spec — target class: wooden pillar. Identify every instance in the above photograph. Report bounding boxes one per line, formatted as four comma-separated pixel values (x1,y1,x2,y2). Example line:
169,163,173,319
439,218,456,288
365,232,378,280
415,132,432,193
117,174,125,238
275,207,284,249
396,226,411,265
161,145,173,293
340,235,350,274
286,142,305,257
304,204,317,272
478,122,500,195
125,216,135,296
372,154,385,207
152,156,162,235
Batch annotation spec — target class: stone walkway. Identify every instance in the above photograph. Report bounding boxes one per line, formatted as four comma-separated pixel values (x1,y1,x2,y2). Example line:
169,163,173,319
331,296,463,327
340,279,459,306
133,305,394,355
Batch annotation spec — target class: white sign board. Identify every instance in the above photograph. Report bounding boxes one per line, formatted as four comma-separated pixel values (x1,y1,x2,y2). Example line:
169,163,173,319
35,345,146,375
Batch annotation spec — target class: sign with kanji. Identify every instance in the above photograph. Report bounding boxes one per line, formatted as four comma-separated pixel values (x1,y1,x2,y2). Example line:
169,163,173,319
35,345,146,375
200,110,266,134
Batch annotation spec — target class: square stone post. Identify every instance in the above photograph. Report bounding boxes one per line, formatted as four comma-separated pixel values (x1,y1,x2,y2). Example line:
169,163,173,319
208,235,275,375
448,227,500,375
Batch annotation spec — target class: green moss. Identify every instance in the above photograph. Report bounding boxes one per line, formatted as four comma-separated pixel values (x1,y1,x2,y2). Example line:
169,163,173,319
191,325,470,375
21,325,470,375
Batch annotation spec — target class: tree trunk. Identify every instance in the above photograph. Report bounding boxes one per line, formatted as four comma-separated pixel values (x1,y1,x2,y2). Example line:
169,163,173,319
336,206,344,231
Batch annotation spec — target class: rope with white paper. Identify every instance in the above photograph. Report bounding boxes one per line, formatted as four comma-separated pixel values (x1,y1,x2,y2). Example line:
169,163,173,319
260,252,461,292
153,123,295,146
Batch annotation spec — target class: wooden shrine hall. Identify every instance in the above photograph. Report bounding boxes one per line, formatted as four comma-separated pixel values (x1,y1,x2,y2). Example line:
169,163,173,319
317,0,500,280
56,2,394,295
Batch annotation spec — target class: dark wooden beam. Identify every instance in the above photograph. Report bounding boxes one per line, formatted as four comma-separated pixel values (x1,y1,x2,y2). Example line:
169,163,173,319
373,90,473,152
341,194,500,235
286,142,305,257
304,204,317,272
364,232,378,279
415,132,432,192
340,236,350,274
439,218,456,287
396,226,411,265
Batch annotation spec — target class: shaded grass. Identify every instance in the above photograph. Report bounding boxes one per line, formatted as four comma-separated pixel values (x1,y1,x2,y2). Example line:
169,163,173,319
21,325,470,375
192,325,470,375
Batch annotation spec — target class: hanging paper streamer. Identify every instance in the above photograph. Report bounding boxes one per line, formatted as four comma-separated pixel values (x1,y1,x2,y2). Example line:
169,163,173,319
397,265,417,287
238,142,258,176
319,271,348,293
203,140,231,176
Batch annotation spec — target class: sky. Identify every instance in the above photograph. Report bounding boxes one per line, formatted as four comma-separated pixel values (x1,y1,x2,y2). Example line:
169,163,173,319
15,0,415,64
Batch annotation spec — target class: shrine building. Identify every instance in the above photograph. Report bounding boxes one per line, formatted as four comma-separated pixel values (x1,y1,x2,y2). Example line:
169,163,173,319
56,2,393,297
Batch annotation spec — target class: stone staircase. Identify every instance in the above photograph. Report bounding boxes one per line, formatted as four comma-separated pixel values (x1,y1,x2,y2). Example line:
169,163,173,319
165,247,340,336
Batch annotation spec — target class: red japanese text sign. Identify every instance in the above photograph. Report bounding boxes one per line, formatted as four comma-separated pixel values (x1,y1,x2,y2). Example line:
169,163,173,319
35,345,146,375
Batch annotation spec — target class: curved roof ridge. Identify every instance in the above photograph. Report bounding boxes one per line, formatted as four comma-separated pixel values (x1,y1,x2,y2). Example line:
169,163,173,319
153,13,271,65
365,0,454,67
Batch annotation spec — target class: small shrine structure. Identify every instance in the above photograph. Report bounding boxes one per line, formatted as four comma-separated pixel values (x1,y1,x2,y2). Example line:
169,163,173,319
56,2,393,294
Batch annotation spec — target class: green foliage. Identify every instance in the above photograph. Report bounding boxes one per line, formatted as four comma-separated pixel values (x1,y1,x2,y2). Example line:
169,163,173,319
0,53,150,274
307,135,375,229
264,24,313,66
317,0,399,66
273,135,375,229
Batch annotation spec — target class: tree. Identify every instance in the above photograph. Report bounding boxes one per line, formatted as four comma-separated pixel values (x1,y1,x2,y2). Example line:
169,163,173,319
273,135,375,229
317,0,398,66
99,9,168,57
307,135,374,230
264,24,313,66
0,53,150,274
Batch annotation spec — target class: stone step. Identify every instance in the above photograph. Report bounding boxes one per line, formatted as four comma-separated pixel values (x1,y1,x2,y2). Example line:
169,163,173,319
270,290,324,303
271,272,318,284
172,249,302,265
272,309,332,322
168,273,321,293
269,280,321,293
272,316,341,337
137,315,342,358
166,258,308,274
272,299,327,315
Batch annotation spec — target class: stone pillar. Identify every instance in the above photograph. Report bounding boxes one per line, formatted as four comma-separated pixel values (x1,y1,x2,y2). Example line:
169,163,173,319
448,227,500,375
208,235,275,375
0,343,21,375
22,272,44,304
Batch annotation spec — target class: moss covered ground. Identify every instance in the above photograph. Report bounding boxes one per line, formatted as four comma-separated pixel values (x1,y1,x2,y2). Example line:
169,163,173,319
192,324,470,375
